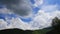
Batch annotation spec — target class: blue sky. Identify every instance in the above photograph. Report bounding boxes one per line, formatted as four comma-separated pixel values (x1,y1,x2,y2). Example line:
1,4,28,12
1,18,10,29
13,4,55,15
0,0,60,30
0,0,60,23
0,14,6,20
20,17,32,22
0,0,60,22
44,0,60,5
0,0,39,22
30,0,35,4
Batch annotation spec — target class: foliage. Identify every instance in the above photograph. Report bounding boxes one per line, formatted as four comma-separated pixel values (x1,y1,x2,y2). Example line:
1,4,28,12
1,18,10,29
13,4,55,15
46,17,60,34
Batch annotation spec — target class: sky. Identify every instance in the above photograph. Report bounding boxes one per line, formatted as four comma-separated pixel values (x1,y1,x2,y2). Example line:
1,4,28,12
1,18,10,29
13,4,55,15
0,0,60,30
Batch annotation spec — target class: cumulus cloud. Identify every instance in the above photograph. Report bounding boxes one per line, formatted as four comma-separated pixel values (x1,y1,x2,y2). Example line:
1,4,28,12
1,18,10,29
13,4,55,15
29,10,52,29
0,19,7,30
29,5,60,30
7,5,60,30
14,5,59,30
3,9,60,30
0,0,33,17
0,0,60,30
0,9,60,30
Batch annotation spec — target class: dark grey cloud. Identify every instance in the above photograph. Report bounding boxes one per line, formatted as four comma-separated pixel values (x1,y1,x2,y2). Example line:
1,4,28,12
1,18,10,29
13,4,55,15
0,0,32,16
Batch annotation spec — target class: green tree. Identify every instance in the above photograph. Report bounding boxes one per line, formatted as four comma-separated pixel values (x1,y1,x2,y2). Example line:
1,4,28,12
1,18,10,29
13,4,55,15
46,17,60,34
52,17,60,27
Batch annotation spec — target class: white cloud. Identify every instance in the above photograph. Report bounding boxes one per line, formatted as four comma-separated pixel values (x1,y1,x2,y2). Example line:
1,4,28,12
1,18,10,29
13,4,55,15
0,0,60,30
0,9,60,30
0,8,13,14
33,0,43,7
0,19,7,30
50,10,60,19
29,5,60,30
41,5,58,12
9,18,31,30
29,10,52,29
